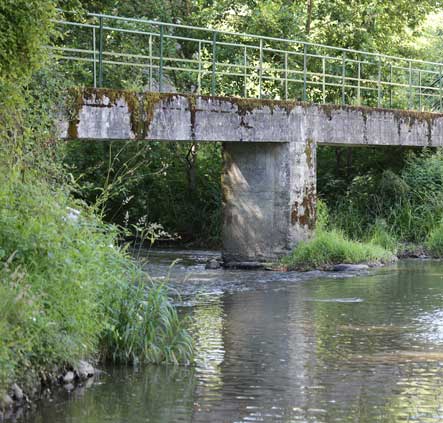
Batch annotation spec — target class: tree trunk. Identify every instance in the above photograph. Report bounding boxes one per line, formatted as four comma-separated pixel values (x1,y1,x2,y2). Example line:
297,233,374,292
186,143,198,194
305,0,314,35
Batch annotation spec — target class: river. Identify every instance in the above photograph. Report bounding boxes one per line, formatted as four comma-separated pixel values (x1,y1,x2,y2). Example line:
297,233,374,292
20,251,443,422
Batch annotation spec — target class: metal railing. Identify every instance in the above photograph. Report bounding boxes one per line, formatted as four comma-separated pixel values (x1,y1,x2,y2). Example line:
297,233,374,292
51,11,443,112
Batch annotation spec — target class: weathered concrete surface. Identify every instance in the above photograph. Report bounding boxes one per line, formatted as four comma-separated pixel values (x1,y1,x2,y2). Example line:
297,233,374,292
62,88,443,146
61,88,443,262
222,142,315,262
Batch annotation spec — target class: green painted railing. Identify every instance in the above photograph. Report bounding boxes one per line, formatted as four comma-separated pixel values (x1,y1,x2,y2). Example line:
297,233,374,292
51,11,443,112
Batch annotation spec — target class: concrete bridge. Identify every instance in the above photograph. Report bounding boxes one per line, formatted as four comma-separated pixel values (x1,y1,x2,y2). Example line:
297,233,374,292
61,88,443,263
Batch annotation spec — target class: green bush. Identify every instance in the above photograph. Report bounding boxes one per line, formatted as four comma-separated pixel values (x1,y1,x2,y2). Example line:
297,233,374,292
0,170,193,394
367,219,398,254
102,283,193,365
281,229,394,271
426,223,443,256
329,150,443,244
64,140,223,246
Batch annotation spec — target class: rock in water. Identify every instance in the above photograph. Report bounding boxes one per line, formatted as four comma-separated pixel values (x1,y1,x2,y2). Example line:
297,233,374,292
76,361,95,380
223,261,266,270
63,371,75,384
205,259,221,269
11,384,23,401
333,264,369,272
0,394,13,410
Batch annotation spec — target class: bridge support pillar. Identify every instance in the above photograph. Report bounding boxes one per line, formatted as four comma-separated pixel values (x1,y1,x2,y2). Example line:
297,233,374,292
222,139,316,264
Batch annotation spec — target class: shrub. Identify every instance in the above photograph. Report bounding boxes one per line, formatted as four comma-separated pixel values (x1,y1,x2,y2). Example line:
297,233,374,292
0,170,193,394
331,150,443,244
425,223,443,256
367,219,398,254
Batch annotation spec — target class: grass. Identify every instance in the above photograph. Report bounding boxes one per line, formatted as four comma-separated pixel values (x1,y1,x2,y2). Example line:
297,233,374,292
281,228,395,271
0,169,193,395
330,151,443,246
101,283,193,365
426,223,443,257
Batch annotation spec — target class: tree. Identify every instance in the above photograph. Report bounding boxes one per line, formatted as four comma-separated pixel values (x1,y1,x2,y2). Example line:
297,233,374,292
0,0,56,82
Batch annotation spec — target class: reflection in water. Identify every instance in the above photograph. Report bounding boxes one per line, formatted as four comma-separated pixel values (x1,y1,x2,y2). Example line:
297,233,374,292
19,258,443,422
191,296,225,407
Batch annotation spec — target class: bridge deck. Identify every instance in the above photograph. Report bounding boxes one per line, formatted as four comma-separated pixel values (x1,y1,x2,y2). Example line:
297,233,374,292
63,88,443,147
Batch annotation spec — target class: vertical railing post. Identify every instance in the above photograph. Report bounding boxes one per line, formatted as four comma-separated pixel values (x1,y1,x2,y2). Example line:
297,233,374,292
259,38,263,99
149,34,153,91
389,63,393,108
197,41,202,95
243,46,248,98
418,70,422,110
211,31,217,96
440,65,442,112
159,24,164,93
303,44,307,101
322,56,326,104
341,51,346,105
377,56,382,108
98,16,104,87
357,61,361,106
284,52,288,101
92,27,97,88
408,61,413,109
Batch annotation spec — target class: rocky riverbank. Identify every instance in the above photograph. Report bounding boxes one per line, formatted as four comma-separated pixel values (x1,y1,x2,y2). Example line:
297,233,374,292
0,361,97,421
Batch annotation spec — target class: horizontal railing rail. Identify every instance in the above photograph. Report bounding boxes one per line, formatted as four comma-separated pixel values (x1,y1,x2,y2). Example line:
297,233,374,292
50,11,443,112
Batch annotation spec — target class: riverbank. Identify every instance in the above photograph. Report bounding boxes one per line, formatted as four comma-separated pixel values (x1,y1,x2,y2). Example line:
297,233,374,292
0,361,98,420
0,172,193,418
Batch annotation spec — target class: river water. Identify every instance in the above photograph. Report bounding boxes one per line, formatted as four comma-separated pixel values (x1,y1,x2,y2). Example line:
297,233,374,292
22,252,443,422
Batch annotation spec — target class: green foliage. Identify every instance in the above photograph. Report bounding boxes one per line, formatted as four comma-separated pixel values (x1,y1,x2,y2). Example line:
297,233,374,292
64,140,223,246
281,229,393,271
330,150,443,244
56,0,441,102
282,202,394,271
0,170,193,393
426,223,443,256
0,0,194,397
316,199,329,230
0,0,55,82
0,257,33,392
367,220,399,254
102,283,193,365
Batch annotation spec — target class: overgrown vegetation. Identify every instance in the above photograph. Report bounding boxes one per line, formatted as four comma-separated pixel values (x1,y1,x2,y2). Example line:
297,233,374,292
286,148,443,270
64,140,222,246
327,150,443,245
0,0,192,399
281,202,395,271
281,229,394,271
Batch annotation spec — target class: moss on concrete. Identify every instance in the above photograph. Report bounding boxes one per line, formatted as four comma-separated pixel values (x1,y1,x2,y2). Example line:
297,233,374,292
65,88,443,145
66,88,143,139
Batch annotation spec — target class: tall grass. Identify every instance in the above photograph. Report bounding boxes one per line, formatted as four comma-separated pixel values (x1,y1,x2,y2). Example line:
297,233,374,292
426,224,443,256
102,283,193,365
0,169,193,394
332,150,443,244
281,228,393,271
